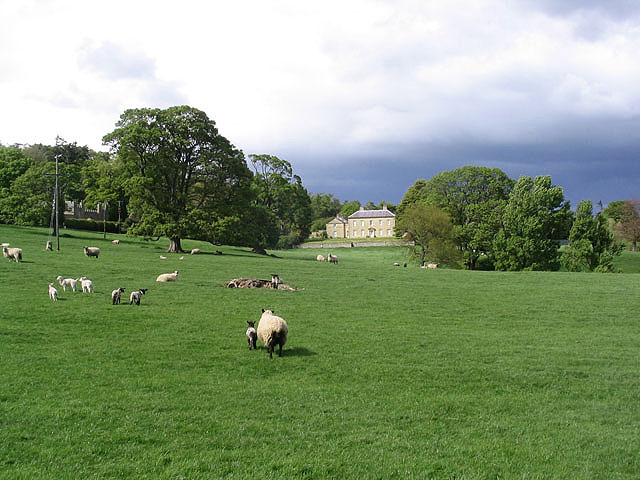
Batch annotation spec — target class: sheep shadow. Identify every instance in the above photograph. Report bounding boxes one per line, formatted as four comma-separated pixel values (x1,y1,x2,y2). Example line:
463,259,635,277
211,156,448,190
283,347,317,357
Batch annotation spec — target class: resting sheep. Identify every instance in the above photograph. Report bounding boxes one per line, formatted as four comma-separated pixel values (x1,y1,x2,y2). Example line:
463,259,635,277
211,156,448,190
316,254,325,262
48,283,58,301
111,287,125,305
83,246,100,258
257,309,289,359
129,288,148,305
190,248,200,255
246,321,257,350
56,275,78,292
156,270,179,282
327,253,338,264
423,263,439,269
3,246,22,262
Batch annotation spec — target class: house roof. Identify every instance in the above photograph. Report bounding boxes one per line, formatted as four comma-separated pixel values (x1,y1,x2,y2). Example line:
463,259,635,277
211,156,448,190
348,208,395,219
327,216,347,224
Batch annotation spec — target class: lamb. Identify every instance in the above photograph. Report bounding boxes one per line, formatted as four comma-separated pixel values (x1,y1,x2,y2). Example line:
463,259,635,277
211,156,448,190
48,283,58,301
316,254,325,262
56,275,78,292
156,270,179,282
45,241,53,251
3,246,22,262
78,277,94,293
111,239,120,244
129,288,148,305
111,287,125,305
327,253,338,264
190,248,200,255
83,246,100,258
257,309,289,359
246,321,257,350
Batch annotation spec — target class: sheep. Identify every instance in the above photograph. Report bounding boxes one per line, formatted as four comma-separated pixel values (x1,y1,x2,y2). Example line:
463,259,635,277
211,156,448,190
426,263,439,269
393,262,400,266
3,246,22,262
156,270,179,282
257,309,289,359
83,246,100,258
129,288,148,305
159,255,167,260
45,241,53,251
190,248,200,255
111,287,125,305
327,253,338,264
79,277,94,293
56,275,78,292
246,321,257,350
48,283,58,301
271,274,282,289
112,239,120,244
316,254,325,262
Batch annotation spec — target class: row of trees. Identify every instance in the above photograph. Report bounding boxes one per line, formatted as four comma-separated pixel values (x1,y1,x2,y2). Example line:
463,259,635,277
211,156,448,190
396,166,637,272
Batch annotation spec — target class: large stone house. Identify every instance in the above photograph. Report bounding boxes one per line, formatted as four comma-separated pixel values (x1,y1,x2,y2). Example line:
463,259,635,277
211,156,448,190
326,205,396,239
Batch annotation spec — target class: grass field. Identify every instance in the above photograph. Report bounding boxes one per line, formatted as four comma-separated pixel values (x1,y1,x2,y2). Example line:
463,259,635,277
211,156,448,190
1,224,640,479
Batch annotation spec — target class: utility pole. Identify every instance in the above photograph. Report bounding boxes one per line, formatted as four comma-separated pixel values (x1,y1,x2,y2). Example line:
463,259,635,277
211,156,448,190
55,153,60,250
103,200,108,240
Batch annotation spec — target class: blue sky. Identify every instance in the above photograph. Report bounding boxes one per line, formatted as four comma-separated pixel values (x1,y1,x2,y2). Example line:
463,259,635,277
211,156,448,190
1,0,639,208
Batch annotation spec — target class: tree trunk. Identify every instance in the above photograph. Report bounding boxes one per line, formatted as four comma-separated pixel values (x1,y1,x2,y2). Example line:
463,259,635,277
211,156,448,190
168,237,183,253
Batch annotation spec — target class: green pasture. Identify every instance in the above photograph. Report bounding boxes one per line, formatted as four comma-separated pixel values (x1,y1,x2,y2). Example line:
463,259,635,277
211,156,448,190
1,224,639,479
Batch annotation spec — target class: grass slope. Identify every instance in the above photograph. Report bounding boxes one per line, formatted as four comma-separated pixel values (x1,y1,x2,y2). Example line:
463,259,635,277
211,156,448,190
1,225,640,479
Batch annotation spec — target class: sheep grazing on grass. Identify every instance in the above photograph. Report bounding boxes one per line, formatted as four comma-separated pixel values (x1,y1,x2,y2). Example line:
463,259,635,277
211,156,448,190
327,253,338,264
190,248,200,255
271,274,282,289
48,283,58,301
422,263,439,269
394,262,400,266
156,270,178,282
112,239,120,244
316,254,325,262
111,287,125,305
3,246,22,262
257,309,289,359
83,246,100,258
246,321,257,350
129,288,148,305
78,277,94,293
56,276,78,292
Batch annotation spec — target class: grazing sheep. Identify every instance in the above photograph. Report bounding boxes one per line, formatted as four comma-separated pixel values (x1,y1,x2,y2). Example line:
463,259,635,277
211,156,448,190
45,241,53,251
156,270,179,282
159,255,167,260
56,275,78,292
79,277,94,293
316,254,325,262
190,248,200,255
393,262,400,266
111,287,125,305
426,263,439,269
327,253,338,264
246,321,257,350
83,246,100,258
48,283,58,301
112,239,120,244
257,309,289,359
129,288,148,305
3,246,22,262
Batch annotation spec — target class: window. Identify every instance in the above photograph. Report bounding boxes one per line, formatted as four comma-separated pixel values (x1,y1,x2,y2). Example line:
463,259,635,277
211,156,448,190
361,230,365,237
379,220,383,226
387,219,391,226
369,220,373,226
333,231,337,237
353,230,357,237
361,220,365,227
387,229,392,236
353,221,357,227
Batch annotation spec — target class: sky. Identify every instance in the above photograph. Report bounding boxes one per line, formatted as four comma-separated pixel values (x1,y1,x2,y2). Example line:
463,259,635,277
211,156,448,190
1,0,639,208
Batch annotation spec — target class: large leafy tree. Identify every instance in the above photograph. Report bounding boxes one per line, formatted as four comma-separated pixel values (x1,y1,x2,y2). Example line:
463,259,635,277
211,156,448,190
614,198,640,251
493,175,572,271
396,203,459,267
103,106,253,252
561,200,621,272
397,166,514,269
249,154,312,247
82,152,129,224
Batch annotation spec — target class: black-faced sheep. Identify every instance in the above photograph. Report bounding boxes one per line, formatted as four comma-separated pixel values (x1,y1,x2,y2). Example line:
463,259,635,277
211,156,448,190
156,270,178,282
56,276,78,292
3,246,22,262
83,246,100,258
257,309,289,359
327,253,338,264
48,283,58,301
129,288,147,305
246,321,257,350
111,287,125,305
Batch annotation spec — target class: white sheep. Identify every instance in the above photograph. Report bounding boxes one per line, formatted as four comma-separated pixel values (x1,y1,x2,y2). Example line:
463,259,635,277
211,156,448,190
83,246,100,258
190,248,200,255
246,321,257,350
45,241,53,251
327,253,338,264
111,287,125,305
316,254,325,262
3,246,22,262
257,309,289,359
78,277,94,293
422,263,439,269
156,270,179,282
48,283,58,301
129,288,147,305
111,239,120,244
56,275,78,292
